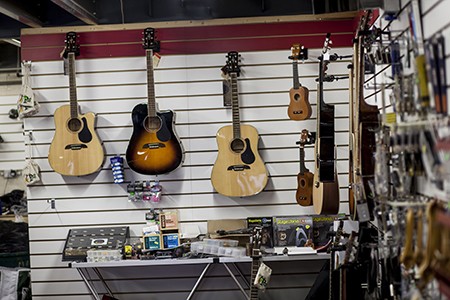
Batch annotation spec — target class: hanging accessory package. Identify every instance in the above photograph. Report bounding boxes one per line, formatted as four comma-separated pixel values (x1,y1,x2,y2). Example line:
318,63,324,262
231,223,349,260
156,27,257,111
17,61,40,119
23,132,41,185
110,156,125,184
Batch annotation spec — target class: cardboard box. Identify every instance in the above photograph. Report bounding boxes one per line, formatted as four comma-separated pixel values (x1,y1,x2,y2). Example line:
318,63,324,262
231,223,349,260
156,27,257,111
273,216,313,247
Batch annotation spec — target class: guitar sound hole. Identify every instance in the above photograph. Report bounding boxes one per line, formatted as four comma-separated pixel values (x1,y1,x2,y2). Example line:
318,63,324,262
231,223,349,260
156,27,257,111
294,94,301,101
230,138,245,153
144,116,162,133
67,118,82,132
300,178,306,187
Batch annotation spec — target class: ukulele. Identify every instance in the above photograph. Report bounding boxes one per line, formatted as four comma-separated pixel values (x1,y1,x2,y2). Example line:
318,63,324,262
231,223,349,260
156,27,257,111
349,10,379,220
312,34,340,215
48,32,104,176
211,51,268,197
287,44,312,120
126,28,184,175
296,129,314,206
249,226,262,300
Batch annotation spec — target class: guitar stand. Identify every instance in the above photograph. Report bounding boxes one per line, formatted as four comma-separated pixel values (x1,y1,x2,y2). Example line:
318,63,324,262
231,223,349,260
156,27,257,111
186,258,249,300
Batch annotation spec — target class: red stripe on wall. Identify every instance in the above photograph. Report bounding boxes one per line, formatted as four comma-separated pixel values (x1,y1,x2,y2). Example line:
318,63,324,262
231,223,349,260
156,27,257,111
22,33,354,61
21,20,355,61
21,20,354,48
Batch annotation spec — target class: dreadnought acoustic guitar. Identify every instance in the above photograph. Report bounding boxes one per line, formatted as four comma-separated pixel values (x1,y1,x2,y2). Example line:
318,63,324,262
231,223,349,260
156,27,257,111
126,28,184,175
312,33,340,215
48,32,104,176
296,129,314,206
287,44,312,120
211,51,268,197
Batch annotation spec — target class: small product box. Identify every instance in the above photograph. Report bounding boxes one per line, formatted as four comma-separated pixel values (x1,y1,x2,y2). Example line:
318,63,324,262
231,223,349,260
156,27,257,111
247,217,274,249
159,211,179,230
273,215,313,247
143,234,161,250
162,233,180,249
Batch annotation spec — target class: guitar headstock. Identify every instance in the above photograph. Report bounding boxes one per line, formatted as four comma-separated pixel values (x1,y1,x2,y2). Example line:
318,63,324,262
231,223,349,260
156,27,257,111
251,226,262,257
64,32,80,58
322,33,332,62
289,44,308,61
143,27,161,52
224,51,241,76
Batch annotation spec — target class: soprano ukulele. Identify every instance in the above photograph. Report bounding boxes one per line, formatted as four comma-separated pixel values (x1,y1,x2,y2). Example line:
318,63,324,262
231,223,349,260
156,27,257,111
211,51,268,197
288,44,312,120
48,32,104,176
126,28,184,175
296,129,314,206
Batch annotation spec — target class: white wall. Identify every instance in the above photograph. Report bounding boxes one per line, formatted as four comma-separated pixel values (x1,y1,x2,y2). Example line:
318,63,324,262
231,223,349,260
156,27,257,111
23,47,352,299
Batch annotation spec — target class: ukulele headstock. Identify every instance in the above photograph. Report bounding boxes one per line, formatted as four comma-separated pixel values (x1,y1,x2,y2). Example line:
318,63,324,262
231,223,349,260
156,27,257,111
299,129,310,145
143,27,161,52
322,33,332,62
224,51,241,76
289,44,308,61
63,32,80,58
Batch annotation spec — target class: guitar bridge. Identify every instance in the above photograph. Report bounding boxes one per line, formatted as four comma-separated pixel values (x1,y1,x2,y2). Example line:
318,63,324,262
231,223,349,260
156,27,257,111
227,165,251,171
143,143,166,149
65,144,88,150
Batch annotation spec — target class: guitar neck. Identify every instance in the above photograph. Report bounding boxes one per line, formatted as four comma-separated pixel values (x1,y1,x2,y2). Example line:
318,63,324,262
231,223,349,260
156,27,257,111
230,73,241,139
249,253,261,300
146,49,157,117
292,60,300,89
68,53,78,119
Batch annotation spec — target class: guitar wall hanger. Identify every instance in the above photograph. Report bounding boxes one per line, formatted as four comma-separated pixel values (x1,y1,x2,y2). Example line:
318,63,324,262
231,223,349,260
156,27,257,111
315,74,349,82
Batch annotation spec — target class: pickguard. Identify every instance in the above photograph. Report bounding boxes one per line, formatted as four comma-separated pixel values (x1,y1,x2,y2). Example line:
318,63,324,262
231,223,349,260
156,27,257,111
241,138,255,164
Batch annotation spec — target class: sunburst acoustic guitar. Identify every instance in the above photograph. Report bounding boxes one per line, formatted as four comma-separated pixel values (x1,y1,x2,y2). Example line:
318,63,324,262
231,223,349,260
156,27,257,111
312,34,340,215
48,32,104,176
288,44,312,121
126,28,184,175
211,51,268,197
296,129,314,206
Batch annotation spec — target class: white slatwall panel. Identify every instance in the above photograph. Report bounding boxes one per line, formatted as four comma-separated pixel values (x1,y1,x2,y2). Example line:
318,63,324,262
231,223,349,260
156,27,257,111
24,46,351,299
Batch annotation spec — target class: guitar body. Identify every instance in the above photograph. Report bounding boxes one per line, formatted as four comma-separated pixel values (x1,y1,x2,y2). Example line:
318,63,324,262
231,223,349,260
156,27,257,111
211,124,268,197
288,87,312,120
296,171,314,206
312,155,340,214
126,103,184,175
48,105,104,176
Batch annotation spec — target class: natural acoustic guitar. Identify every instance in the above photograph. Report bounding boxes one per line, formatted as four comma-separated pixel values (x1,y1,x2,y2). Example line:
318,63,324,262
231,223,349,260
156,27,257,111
349,11,379,220
312,33,340,215
48,32,104,176
211,51,268,197
287,44,312,120
296,129,314,206
126,28,184,175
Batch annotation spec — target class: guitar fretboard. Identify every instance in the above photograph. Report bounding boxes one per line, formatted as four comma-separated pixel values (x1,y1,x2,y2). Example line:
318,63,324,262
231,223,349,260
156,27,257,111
292,60,301,89
68,53,78,119
299,145,307,174
230,73,241,139
249,254,261,300
146,49,157,117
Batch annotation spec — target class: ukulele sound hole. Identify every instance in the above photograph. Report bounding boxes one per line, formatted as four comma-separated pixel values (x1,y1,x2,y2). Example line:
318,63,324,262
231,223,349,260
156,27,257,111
144,116,162,133
67,118,82,132
230,138,245,153
300,178,306,187
294,93,301,101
